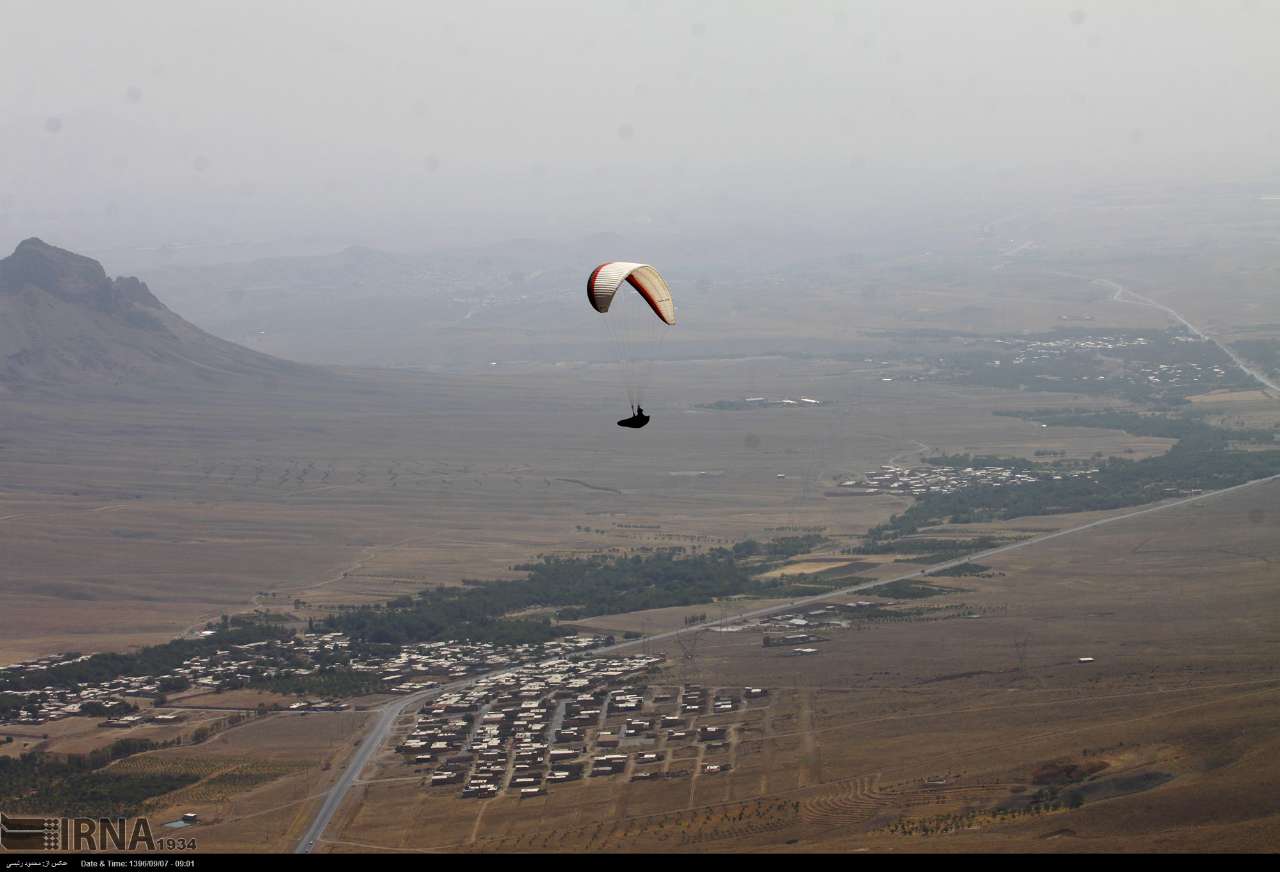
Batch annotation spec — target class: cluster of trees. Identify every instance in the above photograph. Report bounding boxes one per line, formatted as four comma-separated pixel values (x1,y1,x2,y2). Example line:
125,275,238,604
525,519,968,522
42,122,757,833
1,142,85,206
763,534,827,558
15,767,198,819
0,693,31,719
928,562,992,577
188,710,258,745
848,536,1002,556
325,606,564,648
254,669,385,698
326,547,779,646
78,699,137,718
157,676,191,694
0,738,194,818
731,535,825,559
325,539,823,647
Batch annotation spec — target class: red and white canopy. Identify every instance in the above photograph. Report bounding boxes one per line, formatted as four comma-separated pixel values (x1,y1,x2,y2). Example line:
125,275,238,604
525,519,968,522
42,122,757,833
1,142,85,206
586,262,676,325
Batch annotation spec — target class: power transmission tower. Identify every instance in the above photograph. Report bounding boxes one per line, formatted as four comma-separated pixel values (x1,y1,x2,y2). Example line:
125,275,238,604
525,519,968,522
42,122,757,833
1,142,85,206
676,629,703,687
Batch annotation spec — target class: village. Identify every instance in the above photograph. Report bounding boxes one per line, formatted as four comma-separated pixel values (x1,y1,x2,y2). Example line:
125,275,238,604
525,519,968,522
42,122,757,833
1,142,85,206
3,631,791,805
0,633,613,728
0,591,946,734
396,650,771,800
839,462,1097,497
393,600,956,801
993,332,1233,391
901,329,1253,400
999,332,1158,359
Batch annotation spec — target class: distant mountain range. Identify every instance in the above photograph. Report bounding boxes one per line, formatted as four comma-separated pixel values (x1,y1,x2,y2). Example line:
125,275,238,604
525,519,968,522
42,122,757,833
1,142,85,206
134,235,780,369
137,237,625,368
0,238,311,388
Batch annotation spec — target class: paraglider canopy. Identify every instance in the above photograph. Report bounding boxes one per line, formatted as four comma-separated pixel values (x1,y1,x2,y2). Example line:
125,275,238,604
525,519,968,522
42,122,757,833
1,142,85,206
587,262,675,325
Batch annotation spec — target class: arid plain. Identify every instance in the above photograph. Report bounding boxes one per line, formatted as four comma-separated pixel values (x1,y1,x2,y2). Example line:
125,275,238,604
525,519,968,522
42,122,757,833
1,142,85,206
3,221,1279,853
0,348,1178,663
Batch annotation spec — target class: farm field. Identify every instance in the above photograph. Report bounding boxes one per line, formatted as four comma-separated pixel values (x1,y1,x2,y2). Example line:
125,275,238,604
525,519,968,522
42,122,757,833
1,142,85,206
169,689,304,711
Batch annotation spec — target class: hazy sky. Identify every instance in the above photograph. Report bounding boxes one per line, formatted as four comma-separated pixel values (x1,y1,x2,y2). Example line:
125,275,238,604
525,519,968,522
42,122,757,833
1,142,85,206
3,0,1278,259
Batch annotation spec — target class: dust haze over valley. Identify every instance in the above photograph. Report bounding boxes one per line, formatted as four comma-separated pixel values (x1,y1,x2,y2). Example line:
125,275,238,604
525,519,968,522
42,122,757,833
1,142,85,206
3,1,1280,856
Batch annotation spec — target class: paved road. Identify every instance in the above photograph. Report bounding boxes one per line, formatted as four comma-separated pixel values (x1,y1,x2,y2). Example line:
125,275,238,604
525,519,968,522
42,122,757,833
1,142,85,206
292,468,1280,853
294,682,458,853
1098,277,1280,395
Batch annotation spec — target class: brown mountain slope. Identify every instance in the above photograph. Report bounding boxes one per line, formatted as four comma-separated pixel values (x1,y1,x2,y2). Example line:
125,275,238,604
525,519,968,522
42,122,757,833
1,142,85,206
0,238,312,387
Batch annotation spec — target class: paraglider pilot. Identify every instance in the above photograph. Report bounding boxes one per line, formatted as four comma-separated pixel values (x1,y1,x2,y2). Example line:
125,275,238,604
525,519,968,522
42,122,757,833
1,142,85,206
617,405,650,429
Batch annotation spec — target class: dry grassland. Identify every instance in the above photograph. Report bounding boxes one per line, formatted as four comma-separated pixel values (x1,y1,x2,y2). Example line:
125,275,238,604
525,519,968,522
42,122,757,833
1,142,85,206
133,709,374,852
0,353,1176,661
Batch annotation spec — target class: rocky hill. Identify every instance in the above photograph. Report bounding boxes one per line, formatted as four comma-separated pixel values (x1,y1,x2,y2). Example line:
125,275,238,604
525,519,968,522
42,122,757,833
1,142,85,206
0,238,311,388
